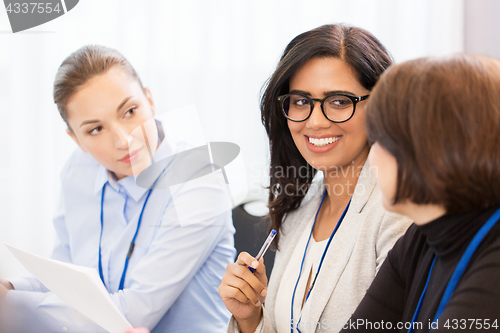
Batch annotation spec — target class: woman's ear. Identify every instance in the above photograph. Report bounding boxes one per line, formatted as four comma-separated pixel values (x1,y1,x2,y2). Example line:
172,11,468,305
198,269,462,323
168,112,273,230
144,87,155,117
66,128,87,153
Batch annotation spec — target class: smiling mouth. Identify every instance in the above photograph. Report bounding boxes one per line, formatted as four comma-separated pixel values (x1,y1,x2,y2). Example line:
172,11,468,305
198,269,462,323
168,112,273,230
308,136,341,147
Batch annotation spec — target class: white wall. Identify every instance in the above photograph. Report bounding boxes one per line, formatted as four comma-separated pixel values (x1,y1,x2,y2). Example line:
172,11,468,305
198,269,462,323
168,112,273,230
464,0,500,58
0,0,464,277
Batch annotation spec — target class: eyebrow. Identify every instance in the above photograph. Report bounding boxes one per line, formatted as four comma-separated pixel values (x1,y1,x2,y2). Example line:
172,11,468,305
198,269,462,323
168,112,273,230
80,119,99,128
79,96,133,128
117,96,133,113
289,89,356,96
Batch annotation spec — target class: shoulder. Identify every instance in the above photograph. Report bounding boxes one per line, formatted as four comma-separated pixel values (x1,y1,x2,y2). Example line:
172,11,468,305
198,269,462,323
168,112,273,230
473,216,500,263
352,162,412,230
349,182,412,255
391,223,424,254
385,223,428,273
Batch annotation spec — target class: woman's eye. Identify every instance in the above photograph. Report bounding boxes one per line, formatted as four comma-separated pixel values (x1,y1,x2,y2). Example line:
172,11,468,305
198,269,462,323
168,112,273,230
88,126,103,135
124,107,137,117
292,98,309,107
328,96,352,109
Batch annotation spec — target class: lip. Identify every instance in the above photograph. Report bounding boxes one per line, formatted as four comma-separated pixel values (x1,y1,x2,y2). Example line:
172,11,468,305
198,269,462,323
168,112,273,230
119,147,143,163
304,135,342,153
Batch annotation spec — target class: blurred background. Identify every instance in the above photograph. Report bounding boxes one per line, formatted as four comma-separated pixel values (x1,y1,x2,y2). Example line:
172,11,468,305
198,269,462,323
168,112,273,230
1,0,498,277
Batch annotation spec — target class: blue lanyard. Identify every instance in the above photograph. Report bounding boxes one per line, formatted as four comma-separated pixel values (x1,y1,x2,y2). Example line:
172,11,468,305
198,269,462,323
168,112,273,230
291,191,351,333
98,184,153,291
408,207,500,333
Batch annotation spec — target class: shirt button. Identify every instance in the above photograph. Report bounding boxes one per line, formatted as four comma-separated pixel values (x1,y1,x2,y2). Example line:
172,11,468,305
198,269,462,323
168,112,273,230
62,327,68,331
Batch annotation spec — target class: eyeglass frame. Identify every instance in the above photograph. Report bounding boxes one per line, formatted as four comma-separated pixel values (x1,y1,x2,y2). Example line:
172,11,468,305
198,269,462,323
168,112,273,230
277,93,369,123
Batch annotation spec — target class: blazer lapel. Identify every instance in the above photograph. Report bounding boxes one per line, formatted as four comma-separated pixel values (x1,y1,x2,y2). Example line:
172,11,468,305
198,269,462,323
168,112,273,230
265,186,325,324
307,161,377,330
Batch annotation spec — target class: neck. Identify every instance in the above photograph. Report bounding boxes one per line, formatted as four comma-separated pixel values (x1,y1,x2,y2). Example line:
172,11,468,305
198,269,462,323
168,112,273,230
114,172,127,180
322,153,368,213
396,202,447,225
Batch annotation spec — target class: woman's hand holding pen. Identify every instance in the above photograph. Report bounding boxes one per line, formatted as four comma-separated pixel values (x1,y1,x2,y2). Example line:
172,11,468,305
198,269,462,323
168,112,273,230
219,252,268,333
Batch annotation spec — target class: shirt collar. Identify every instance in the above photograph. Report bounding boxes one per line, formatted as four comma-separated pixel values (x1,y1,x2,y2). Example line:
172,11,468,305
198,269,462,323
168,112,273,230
93,167,150,202
94,166,109,194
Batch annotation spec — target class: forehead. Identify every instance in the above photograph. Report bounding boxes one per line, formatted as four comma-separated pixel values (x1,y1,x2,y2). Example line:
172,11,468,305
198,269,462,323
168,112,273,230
66,66,142,121
289,57,364,94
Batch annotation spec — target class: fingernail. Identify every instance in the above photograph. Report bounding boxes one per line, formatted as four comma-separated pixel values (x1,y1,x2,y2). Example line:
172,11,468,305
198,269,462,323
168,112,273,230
251,261,259,268
261,289,267,297
254,300,261,306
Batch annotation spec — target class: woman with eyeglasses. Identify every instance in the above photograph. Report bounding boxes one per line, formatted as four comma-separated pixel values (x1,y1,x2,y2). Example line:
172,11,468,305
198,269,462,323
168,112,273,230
218,24,412,333
341,54,500,332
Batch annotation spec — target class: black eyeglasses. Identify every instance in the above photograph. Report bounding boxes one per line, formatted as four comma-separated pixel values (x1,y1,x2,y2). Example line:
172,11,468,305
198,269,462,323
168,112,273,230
277,93,369,123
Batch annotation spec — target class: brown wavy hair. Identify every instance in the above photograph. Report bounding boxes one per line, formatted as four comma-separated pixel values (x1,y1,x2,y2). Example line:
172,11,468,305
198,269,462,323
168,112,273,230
366,54,500,214
261,24,392,247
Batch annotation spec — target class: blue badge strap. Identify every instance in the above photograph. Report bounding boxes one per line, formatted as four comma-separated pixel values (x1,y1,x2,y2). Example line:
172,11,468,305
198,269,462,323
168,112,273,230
118,188,153,291
408,207,500,332
98,185,106,285
304,199,350,303
291,190,351,333
291,190,326,333
297,198,351,333
98,184,153,291
433,207,500,322
408,256,436,333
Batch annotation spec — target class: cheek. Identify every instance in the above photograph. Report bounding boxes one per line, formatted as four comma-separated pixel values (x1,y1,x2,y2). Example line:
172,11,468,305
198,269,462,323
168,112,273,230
342,112,367,140
380,173,397,203
89,145,109,163
370,146,398,207
80,138,112,163
287,121,304,145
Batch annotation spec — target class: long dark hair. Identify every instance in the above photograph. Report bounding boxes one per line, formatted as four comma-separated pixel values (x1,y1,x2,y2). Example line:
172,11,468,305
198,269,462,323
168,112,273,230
262,24,392,247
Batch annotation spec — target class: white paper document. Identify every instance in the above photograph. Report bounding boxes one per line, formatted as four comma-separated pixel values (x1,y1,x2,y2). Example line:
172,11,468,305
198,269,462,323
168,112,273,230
5,243,133,333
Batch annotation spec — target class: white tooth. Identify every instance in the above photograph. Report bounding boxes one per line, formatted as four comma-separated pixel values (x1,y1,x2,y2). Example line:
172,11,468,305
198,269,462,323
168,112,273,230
309,137,342,146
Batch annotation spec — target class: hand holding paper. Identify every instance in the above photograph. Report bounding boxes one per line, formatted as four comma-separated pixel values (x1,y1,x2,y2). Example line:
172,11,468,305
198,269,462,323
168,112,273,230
5,243,133,333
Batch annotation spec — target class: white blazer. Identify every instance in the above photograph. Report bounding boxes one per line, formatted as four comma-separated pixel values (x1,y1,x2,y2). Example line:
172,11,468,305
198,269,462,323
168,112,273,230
228,161,412,332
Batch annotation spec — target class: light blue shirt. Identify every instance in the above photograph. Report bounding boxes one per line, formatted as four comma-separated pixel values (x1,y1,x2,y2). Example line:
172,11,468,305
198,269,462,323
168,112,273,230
7,127,236,333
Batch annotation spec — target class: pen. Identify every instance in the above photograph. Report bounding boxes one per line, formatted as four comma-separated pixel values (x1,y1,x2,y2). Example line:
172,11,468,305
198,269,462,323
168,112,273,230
248,229,277,273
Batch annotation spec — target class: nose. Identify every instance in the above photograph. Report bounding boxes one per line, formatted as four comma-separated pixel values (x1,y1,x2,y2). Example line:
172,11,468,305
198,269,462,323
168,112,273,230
306,101,330,130
114,125,132,149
